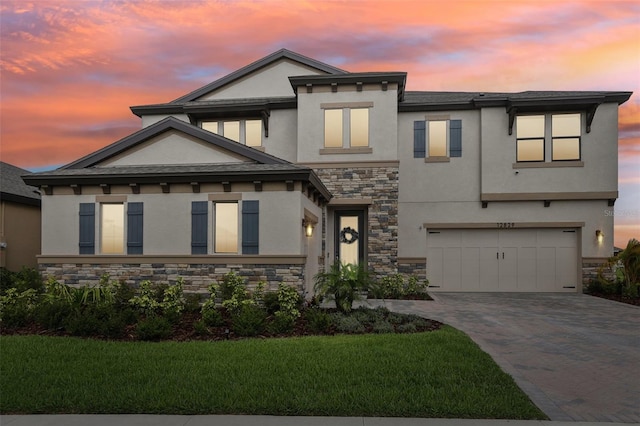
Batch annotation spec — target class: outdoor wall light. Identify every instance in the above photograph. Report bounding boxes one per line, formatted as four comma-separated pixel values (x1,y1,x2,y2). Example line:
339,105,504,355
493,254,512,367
596,230,604,244
302,219,314,237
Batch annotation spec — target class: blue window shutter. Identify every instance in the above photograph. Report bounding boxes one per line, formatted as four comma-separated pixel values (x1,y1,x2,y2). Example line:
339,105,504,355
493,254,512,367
127,202,143,255
191,201,208,255
413,121,426,158
449,119,462,157
242,200,259,255
79,203,95,254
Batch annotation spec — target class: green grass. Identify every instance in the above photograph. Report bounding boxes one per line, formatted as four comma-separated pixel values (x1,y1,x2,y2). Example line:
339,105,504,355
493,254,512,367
0,326,546,419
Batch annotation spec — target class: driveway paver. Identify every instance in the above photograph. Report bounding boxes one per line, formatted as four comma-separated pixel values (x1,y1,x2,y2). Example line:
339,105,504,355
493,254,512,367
371,293,640,423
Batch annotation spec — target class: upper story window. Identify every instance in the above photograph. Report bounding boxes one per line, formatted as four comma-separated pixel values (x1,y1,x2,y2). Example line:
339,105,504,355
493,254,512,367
202,119,262,147
552,114,581,161
516,113,581,162
413,118,462,161
322,102,372,151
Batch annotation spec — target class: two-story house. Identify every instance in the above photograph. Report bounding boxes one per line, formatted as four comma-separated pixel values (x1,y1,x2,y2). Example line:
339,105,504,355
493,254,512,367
23,49,631,294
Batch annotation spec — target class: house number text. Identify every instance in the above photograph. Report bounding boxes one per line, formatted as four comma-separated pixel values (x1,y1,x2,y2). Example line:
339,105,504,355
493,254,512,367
497,222,515,229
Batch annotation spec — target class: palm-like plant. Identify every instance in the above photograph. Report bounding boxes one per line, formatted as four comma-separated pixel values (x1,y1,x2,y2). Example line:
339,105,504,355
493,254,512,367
313,262,373,313
599,238,640,297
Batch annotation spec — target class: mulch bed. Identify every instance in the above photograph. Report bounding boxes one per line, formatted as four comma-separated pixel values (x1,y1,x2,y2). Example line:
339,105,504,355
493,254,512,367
0,309,443,342
588,293,640,306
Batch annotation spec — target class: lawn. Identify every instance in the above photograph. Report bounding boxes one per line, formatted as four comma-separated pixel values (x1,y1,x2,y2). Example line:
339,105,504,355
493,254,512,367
0,326,546,419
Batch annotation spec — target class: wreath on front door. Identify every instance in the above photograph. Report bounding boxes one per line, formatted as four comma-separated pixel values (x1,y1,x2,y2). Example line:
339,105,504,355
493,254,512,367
339,226,359,244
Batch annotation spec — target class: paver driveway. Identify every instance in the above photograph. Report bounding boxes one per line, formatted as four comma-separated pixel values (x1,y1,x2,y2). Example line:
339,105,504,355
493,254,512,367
372,293,640,423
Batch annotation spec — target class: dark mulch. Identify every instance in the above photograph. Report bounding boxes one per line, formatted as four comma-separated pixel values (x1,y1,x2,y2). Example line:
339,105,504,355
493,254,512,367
588,293,640,306
369,293,433,301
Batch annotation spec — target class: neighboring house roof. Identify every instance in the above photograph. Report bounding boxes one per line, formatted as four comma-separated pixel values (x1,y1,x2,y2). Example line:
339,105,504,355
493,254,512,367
0,161,41,207
61,117,290,169
170,48,348,104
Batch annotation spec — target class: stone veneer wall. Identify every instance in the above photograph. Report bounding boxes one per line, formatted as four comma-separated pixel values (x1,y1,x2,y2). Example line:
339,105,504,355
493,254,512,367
313,166,399,279
40,262,305,294
398,260,427,281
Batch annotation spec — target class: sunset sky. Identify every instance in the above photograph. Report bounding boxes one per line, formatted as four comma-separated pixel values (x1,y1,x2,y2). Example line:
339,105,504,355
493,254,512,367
1,0,638,246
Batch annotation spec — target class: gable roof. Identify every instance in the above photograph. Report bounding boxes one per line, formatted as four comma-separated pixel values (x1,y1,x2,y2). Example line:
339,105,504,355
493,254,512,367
0,161,41,207
171,49,348,104
61,117,290,169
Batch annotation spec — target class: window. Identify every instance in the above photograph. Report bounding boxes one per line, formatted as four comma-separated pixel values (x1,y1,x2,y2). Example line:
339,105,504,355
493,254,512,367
214,203,238,253
324,109,343,147
428,120,448,157
413,119,462,159
552,114,581,160
191,200,259,255
350,108,369,147
201,119,262,147
79,201,143,255
516,113,582,162
323,106,370,148
516,115,545,162
101,204,124,254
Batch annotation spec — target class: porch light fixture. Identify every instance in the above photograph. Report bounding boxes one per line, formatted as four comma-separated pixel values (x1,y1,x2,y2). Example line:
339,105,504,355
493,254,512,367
596,230,604,244
302,219,314,237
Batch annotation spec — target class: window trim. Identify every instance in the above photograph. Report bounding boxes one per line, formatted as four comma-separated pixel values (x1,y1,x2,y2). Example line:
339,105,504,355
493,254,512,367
515,112,583,163
321,102,373,150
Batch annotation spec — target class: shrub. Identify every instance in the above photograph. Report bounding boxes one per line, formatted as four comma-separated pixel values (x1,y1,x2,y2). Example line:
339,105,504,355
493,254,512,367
263,291,280,315
184,293,203,313
598,238,640,298
136,316,172,341
219,272,255,313
0,288,39,328
64,303,130,338
397,323,417,333
276,283,302,320
268,312,296,335
314,262,373,313
129,280,161,316
374,274,429,299
35,299,73,329
304,308,333,334
231,304,266,337
372,320,394,334
332,313,366,334
162,279,185,323
201,305,224,327
129,279,185,322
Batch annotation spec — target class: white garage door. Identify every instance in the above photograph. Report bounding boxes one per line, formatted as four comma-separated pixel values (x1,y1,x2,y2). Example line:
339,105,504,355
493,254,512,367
426,228,578,292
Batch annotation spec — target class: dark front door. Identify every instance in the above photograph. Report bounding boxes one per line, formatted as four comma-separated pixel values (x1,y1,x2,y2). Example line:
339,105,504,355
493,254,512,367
335,210,365,266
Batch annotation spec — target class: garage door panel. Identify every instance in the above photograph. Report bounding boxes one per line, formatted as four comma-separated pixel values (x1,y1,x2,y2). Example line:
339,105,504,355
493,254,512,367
517,247,537,291
427,228,578,292
461,247,481,291
443,247,462,291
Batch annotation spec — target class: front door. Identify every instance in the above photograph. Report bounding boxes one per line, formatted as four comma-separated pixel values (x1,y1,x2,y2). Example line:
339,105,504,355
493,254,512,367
335,210,365,266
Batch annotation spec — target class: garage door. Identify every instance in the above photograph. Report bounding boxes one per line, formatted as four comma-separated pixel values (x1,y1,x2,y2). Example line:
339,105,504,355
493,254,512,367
426,228,578,292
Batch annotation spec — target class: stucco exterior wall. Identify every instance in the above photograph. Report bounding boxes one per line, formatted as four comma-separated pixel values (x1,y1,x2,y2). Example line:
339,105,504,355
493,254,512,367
141,114,190,128
479,104,619,195
296,87,399,163
0,201,41,271
99,131,250,166
40,187,319,257
398,199,614,260
198,60,326,101
263,109,298,163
